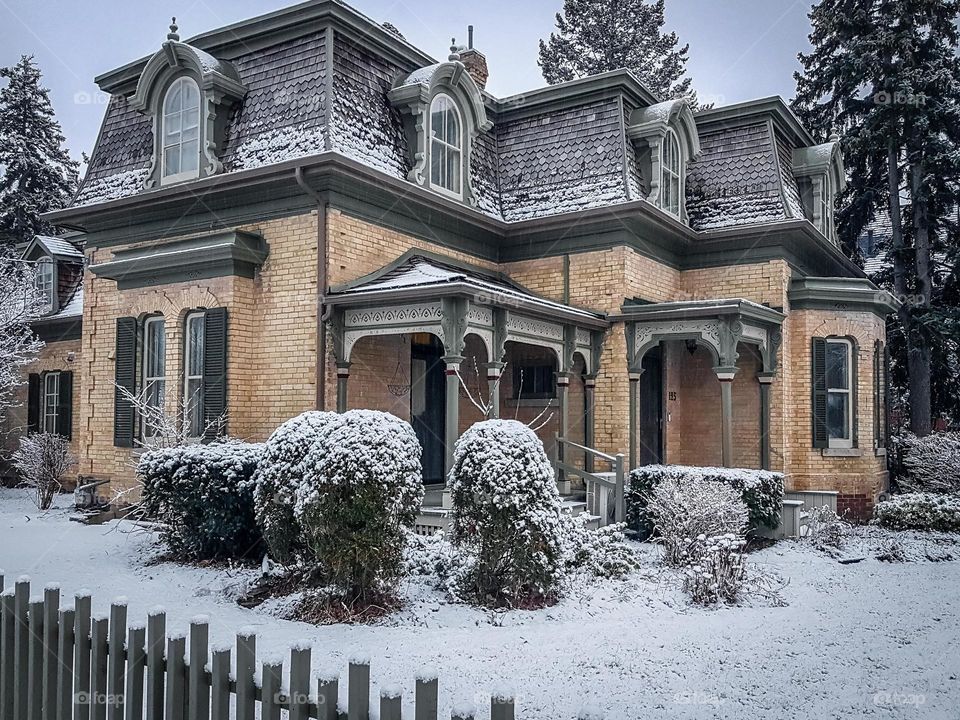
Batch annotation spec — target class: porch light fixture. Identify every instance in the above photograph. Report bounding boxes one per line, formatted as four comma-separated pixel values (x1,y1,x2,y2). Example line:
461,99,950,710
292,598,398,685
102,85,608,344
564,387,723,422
686,339,698,355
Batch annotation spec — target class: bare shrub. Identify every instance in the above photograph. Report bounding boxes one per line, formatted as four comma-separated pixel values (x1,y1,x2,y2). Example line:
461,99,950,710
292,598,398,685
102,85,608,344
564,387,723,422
900,432,960,494
12,432,76,510
804,505,848,550
645,476,748,567
682,533,747,605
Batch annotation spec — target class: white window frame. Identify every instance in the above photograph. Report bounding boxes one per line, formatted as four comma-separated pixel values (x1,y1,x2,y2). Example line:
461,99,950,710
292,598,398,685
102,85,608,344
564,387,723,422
826,337,853,449
141,316,166,440
183,311,205,439
428,93,463,200
35,258,55,314
160,77,202,186
661,129,683,217
42,371,60,435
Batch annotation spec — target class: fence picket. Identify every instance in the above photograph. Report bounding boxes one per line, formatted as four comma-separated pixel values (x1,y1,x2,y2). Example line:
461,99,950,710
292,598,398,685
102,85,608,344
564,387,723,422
234,630,255,720
348,659,370,720
491,693,515,720
14,577,29,720
1,590,14,720
124,625,145,720
316,674,338,720
90,616,108,720
260,657,282,720
145,609,165,720
380,687,401,720
451,703,475,720
108,600,127,720
415,673,438,720
28,597,44,720
164,635,186,720
209,646,229,720
57,606,75,720
187,617,209,720
42,585,59,720
288,644,310,720
73,592,92,720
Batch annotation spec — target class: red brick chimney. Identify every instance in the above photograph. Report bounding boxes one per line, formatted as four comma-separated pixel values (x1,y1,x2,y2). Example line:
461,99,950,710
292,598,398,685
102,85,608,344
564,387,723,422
459,25,488,90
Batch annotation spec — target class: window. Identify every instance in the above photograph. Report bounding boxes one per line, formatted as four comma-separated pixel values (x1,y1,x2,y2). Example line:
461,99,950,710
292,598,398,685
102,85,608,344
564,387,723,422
825,338,853,448
513,363,556,400
183,312,205,437
661,129,682,217
161,77,201,184
35,259,55,313
429,94,462,197
874,340,887,450
142,316,166,438
43,372,60,434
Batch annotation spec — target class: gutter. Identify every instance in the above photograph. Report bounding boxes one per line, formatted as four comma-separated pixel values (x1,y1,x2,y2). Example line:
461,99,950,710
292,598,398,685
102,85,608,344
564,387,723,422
294,165,330,411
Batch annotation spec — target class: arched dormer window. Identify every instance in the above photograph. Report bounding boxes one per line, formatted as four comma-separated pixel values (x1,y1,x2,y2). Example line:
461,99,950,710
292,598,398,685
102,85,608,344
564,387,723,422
429,94,463,198
661,129,682,217
161,77,201,185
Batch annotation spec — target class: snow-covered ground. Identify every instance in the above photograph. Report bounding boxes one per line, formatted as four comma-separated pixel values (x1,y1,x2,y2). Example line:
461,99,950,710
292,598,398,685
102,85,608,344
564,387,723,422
1,487,959,719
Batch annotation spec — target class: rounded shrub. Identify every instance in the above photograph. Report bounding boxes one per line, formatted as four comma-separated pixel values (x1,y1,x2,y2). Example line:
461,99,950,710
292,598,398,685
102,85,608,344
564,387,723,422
873,492,960,532
139,441,264,560
253,411,339,563
449,419,567,606
293,410,423,601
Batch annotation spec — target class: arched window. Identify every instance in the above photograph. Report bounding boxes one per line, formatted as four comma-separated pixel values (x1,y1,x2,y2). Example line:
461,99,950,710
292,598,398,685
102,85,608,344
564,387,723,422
161,77,201,184
429,94,462,197
142,315,166,438
661,129,682,217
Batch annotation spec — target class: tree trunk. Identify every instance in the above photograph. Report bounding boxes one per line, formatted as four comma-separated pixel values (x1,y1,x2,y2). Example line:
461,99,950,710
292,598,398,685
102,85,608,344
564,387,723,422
909,150,933,435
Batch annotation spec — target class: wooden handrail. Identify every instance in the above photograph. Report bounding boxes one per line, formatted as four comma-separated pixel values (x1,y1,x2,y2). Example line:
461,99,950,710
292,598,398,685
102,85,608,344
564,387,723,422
555,435,626,524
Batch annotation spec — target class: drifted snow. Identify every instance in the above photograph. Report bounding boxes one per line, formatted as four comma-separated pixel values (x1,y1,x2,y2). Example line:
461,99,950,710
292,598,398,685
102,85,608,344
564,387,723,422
73,168,149,206
1,487,959,719
232,125,326,171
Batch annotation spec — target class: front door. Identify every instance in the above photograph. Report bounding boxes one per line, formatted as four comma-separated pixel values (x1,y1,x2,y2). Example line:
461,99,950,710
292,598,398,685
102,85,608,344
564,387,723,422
410,334,446,483
639,347,663,465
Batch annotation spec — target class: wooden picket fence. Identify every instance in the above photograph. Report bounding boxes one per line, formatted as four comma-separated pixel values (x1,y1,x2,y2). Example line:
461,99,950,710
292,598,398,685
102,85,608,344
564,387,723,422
0,574,521,720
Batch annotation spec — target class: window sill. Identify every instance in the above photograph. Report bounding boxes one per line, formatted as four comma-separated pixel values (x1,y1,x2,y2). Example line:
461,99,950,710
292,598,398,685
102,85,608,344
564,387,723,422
875,447,887,457
821,447,862,458
505,398,557,408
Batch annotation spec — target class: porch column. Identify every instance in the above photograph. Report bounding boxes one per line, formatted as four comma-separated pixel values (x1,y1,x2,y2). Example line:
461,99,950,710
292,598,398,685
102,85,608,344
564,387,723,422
556,371,573,493
628,370,643,470
336,362,351,413
758,371,775,470
584,375,597,473
443,356,463,479
485,362,504,418
715,366,738,467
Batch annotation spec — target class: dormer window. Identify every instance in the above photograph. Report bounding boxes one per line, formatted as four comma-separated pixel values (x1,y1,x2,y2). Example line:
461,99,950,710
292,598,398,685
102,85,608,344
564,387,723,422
161,77,201,185
429,94,463,198
35,258,55,314
661,129,683,217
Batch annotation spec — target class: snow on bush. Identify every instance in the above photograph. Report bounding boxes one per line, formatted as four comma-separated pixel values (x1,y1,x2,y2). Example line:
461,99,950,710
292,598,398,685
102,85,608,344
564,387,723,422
253,411,339,563
563,520,640,579
873,493,960,532
12,433,76,510
138,441,264,560
403,530,456,579
900,432,960,494
682,534,748,605
449,420,567,606
627,465,783,537
293,410,423,601
645,476,748,567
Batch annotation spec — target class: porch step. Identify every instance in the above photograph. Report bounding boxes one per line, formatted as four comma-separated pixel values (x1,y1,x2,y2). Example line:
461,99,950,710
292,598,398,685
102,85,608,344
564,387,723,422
560,499,589,517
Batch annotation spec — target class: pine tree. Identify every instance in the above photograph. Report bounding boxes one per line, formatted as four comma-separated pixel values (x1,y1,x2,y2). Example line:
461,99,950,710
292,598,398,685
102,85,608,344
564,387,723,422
793,0,960,435
0,55,79,251
538,0,696,103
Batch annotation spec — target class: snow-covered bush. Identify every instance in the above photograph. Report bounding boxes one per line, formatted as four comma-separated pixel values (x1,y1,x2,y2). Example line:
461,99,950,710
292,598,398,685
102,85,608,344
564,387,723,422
403,530,456,578
12,433,75,510
645,476,748,567
138,441,264,560
564,520,640,578
682,533,747,605
804,505,848,550
253,411,338,563
873,493,960,532
627,465,783,537
900,432,960,494
449,420,567,606
294,410,423,601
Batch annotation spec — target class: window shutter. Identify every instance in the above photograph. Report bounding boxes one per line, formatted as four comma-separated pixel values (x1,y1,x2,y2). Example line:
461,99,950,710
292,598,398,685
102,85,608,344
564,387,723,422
850,338,859,448
202,307,228,441
874,340,884,449
883,342,892,450
811,337,828,449
27,374,41,434
114,317,138,447
57,371,73,440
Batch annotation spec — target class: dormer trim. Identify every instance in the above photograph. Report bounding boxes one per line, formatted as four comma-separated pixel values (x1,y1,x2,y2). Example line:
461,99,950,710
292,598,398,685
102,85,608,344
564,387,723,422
793,141,845,243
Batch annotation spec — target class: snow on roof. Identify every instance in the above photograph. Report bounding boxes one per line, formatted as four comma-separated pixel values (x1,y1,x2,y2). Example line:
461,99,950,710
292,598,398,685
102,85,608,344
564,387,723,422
52,286,83,319
35,236,83,259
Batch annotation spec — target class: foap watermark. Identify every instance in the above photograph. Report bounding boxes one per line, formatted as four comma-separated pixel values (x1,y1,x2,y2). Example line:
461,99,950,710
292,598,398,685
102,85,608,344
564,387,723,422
74,90,111,106
873,90,927,107
474,289,523,309
75,691,125,706
879,291,926,308
872,690,926,707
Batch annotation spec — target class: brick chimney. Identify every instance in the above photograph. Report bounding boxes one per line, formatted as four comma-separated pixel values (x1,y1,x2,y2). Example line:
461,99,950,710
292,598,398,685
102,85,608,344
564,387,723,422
459,25,488,90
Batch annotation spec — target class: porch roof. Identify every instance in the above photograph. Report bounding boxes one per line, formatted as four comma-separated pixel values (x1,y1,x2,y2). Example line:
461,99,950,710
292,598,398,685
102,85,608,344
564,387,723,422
326,250,608,328
616,297,786,325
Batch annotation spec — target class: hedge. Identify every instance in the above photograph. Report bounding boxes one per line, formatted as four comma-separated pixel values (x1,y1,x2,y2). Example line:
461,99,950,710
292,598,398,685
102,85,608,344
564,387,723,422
873,493,960,532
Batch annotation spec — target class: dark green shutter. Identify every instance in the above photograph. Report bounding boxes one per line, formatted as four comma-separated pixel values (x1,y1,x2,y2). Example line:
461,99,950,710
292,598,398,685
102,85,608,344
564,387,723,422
873,341,884,449
27,374,41,434
811,337,828,448
202,307,228,441
57,371,73,440
114,317,138,447
883,342,891,450
850,338,859,448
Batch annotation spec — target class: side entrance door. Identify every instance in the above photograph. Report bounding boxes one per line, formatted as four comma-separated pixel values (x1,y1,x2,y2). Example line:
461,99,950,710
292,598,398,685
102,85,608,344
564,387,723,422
410,334,446,483
638,346,664,465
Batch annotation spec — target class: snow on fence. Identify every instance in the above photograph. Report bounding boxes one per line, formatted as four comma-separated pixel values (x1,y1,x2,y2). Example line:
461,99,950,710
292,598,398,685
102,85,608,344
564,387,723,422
0,574,527,720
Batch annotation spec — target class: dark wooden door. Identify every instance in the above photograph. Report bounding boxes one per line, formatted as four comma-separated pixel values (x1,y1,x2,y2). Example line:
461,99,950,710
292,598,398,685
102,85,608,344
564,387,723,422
410,335,446,483
639,347,663,465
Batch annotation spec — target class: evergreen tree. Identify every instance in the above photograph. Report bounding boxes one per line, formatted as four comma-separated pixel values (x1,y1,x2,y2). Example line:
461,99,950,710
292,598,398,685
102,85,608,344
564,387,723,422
0,56,78,251
538,0,697,103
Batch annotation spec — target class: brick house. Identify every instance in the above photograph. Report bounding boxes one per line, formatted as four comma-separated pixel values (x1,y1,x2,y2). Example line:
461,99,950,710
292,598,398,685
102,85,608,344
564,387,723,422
40,0,898,519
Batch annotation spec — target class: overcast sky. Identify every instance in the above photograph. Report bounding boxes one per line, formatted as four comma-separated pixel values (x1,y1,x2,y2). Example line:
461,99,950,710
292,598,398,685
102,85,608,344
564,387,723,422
0,0,814,167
